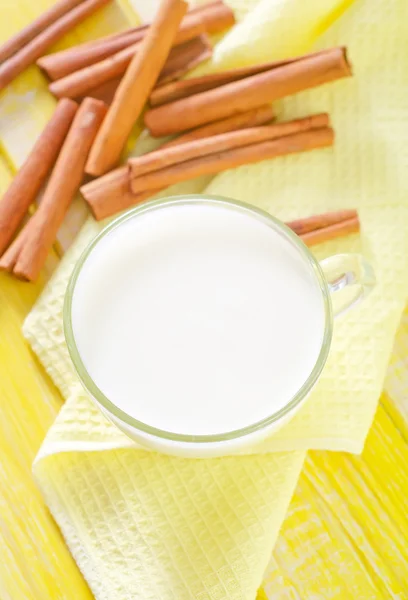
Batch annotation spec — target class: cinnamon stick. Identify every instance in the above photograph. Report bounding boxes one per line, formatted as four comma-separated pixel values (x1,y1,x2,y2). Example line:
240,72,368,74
156,35,212,85
48,42,141,99
298,217,360,246
0,0,112,92
145,47,351,137
11,98,107,282
189,0,235,34
39,11,203,82
130,114,329,179
81,167,153,221
150,49,328,107
75,36,211,104
38,1,234,81
38,26,149,81
0,213,36,273
0,0,85,63
0,98,78,256
81,106,274,220
49,9,200,100
161,105,275,149
130,127,334,195
82,107,276,222
86,125,334,223
86,0,188,177
82,77,122,105
82,126,334,222
287,209,358,235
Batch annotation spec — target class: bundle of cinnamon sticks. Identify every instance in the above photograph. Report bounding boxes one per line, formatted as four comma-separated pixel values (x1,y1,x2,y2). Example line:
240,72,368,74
0,0,359,282
41,1,234,105
145,46,352,137
0,97,107,281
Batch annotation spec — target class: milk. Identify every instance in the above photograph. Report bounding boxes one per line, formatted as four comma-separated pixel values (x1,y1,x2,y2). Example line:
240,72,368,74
71,200,325,439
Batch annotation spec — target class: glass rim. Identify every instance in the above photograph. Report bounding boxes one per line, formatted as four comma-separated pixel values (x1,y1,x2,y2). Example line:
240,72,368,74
64,194,333,445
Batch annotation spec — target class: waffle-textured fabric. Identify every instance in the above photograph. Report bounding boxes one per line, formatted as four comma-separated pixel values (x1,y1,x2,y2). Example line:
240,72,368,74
21,0,408,598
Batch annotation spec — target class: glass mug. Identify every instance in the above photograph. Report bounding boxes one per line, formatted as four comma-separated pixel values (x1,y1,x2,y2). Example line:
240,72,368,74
64,195,376,458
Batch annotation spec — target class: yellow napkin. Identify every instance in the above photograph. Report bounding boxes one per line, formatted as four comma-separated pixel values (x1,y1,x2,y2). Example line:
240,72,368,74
3,0,405,597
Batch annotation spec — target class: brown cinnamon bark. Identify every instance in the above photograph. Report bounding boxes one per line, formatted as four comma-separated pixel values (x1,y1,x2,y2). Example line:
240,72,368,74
145,47,351,137
40,11,203,82
130,126,333,195
162,105,274,148
11,98,107,281
83,126,333,221
189,0,235,33
0,213,36,273
299,217,360,246
156,35,212,85
49,8,199,100
0,0,112,92
130,114,329,179
86,0,188,177
48,41,142,99
287,209,358,235
81,107,274,220
0,0,85,63
38,1,234,80
150,49,329,107
74,36,212,103
38,26,149,81
80,166,151,221
0,98,78,256
81,77,122,105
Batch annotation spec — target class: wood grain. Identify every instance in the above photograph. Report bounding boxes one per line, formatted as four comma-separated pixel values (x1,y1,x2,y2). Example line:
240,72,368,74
264,397,408,598
0,154,92,600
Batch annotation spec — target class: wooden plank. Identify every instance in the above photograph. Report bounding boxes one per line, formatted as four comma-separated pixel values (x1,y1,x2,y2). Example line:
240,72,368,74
0,162,93,599
263,398,408,598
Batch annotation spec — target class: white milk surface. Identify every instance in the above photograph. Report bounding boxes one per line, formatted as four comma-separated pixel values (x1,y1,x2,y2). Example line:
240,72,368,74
71,201,325,436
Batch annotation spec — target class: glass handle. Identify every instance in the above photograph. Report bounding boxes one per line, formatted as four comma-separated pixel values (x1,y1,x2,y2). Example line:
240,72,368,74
319,253,376,318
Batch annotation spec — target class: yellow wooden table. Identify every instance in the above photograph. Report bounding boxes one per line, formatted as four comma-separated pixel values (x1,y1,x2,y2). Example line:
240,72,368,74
0,1,407,598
